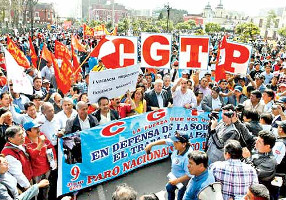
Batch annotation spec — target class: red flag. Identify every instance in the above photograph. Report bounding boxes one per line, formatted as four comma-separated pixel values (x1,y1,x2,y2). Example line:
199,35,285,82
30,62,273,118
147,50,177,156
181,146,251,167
83,24,95,37
71,44,81,76
41,44,53,63
29,36,38,68
54,40,72,60
6,36,30,69
146,68,157,74
71,36,86,52
51,54,71,94
215,36,227,82
89,36,110,58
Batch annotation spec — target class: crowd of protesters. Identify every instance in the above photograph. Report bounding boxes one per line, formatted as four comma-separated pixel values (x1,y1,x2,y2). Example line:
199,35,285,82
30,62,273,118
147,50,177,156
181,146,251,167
0,27,286,200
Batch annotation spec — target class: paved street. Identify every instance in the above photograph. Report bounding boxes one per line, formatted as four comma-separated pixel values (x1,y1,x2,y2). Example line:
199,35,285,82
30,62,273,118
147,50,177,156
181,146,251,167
77,158,171,200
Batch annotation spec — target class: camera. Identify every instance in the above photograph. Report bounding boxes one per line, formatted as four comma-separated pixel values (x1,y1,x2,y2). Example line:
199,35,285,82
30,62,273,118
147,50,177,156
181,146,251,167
208,111,219,120
223,110,234,118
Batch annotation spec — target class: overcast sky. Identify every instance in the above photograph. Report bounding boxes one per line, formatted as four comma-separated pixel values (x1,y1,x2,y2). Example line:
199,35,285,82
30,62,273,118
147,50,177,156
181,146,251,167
42,0,286,17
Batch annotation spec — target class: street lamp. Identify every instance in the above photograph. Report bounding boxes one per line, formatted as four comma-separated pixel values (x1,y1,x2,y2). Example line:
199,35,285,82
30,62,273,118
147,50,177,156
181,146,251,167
164,3,171,33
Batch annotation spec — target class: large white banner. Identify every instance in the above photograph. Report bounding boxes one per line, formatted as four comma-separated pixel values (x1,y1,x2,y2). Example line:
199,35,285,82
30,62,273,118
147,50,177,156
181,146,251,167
88,64,140,103
4,49,33,95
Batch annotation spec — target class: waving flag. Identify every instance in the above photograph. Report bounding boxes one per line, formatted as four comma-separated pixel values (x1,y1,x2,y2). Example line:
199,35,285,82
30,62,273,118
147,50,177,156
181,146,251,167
4,49,33,94
71,36,86,52
29,36,38,68
83,24,95,37
6,36,30,69
55,40,72,60
41,44,53,63
52,55,72,94
71,44,81,76
215,36,227,82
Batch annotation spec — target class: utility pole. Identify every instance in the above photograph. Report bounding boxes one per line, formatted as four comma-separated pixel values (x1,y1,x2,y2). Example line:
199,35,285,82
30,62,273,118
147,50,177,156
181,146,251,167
112,0,115,27
164,3,171,33
30,0,33,36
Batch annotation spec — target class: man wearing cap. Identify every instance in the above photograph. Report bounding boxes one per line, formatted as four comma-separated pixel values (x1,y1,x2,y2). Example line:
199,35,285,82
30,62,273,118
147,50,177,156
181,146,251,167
24,120,55,200
228,86,247,106
145,132,193,200
253,74,267,93
250,62,262,80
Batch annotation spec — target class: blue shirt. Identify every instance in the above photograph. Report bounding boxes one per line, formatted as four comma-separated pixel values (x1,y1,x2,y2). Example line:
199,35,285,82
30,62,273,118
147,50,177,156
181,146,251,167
183,170,215,200
166,139,193,178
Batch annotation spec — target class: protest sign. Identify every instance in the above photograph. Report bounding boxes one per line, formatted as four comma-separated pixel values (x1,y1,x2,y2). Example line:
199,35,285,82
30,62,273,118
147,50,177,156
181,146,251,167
141,33,172,68
88,64,140,103
217,39,252,75
179,36,210,70
57,107,209,196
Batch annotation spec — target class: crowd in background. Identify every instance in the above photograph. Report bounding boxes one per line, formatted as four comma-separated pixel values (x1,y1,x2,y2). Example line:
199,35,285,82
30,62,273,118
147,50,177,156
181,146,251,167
0,28,286,200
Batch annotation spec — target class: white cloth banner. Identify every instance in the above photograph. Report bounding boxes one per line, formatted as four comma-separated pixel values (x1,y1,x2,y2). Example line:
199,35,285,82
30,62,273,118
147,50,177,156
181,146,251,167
4,49,33,95
88,64,140,103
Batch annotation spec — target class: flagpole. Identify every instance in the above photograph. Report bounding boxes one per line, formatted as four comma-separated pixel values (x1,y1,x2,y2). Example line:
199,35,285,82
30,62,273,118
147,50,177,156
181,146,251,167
37,57,42,71
73,53,91,75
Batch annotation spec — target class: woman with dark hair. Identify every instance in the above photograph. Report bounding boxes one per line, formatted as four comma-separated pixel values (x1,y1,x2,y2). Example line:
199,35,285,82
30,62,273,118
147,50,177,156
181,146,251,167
131,88,146,114
145,131,193,200
78,93,97,114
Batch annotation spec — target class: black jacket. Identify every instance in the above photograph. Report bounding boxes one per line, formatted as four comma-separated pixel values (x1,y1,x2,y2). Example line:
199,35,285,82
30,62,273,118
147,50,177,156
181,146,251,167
144,89,172,111
65,114,98,134
91,109,119,123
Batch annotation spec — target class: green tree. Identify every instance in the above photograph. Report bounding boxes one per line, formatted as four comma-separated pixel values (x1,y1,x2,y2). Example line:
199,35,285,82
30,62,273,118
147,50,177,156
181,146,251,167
205,22,221,33
278,27,286,38
266,10,277,28
187,20,196,29
194,28,205,35
117,18,130,35
235,22,260,42
175,22,190,30
158,12,163,20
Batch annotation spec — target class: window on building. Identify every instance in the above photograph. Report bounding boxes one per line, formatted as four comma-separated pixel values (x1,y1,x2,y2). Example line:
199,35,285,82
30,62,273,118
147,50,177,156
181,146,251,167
35,12,39,17
275,19,279,28
48,12,51,19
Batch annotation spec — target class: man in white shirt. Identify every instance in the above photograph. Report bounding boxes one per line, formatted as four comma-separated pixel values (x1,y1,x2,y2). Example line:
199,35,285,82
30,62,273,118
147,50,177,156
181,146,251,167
171,78,197,108
38,102,61,146
41,61,54,81
56,97,77,129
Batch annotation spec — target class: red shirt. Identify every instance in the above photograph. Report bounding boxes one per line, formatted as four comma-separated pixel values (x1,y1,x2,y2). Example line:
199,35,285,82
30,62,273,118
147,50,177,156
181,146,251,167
25,133,56,177
110,103,131,118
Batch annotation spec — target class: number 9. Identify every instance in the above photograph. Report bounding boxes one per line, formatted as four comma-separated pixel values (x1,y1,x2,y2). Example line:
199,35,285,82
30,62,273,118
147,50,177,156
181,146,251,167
70,166,81,181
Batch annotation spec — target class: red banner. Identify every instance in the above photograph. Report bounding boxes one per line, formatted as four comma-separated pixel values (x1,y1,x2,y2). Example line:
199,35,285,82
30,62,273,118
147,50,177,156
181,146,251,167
52,55,71,94
41,44,53,63
83,24,95,37
72,36,86,52
55,40,72,60
29,36,38,68
7,36,30,69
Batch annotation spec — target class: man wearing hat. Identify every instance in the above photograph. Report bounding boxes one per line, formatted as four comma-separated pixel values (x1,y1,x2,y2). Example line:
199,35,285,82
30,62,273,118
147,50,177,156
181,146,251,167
228,86,247,106
254,74,267,93
145,131,193,200
250,62,262,80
